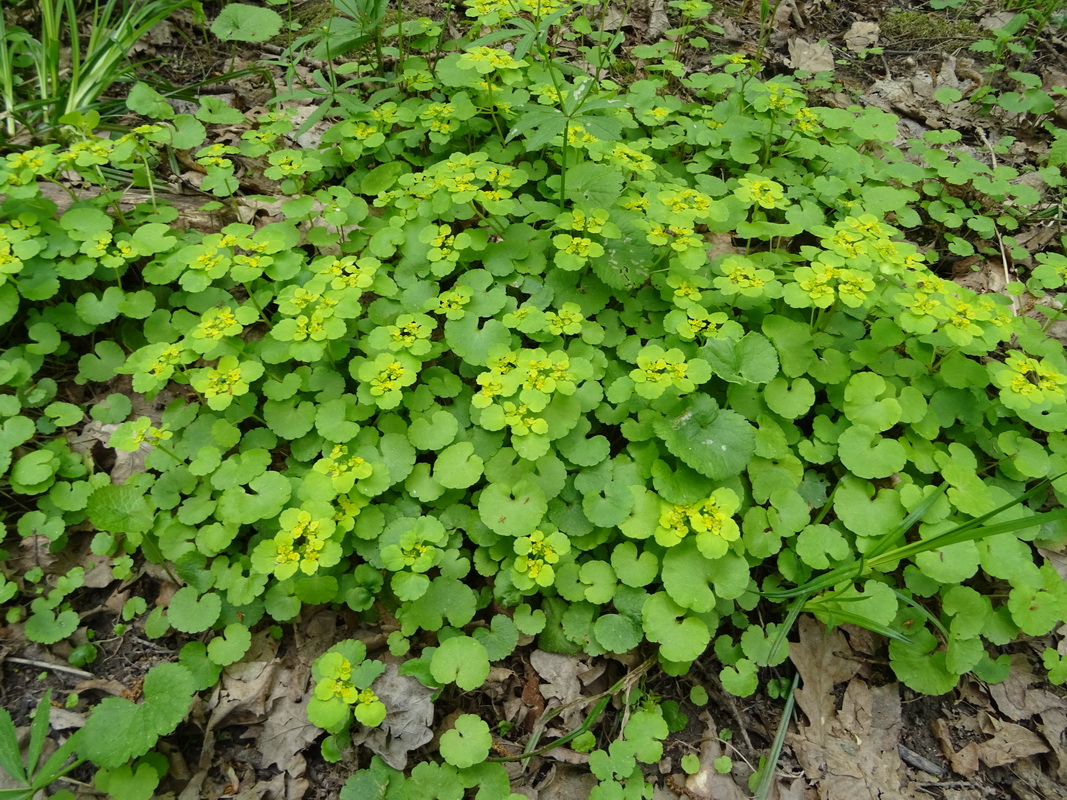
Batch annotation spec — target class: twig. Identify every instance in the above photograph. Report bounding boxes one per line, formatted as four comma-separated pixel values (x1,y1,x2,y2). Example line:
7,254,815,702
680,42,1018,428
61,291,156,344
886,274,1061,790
5,656,94,679
898,743,946,777
974,125,1021,319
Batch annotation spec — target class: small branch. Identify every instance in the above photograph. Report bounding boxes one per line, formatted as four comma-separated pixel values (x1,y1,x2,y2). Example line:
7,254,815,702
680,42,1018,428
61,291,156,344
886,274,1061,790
5,656,94,679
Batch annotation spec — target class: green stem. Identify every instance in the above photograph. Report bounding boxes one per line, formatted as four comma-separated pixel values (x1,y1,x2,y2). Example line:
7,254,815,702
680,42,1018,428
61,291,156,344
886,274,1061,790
558,122,569,211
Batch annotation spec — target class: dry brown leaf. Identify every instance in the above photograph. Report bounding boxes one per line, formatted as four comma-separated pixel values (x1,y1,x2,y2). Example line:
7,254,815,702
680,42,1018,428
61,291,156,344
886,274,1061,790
964,719,1048,770
933,717,980,777
1037,707,1067,783
844,21,879,52
646,0,668,41
987,654,1067,721
683,711,749,800
789,617,858,737
705,232,742,262
786,38,834,73
789,618,917,799
349,660,434,770
530,649,587,728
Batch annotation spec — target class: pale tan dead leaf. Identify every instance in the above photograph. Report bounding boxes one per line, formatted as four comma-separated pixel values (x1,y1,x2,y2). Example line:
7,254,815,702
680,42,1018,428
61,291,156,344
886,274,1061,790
19,535,57,572
531,765,597,800
964,718,1048,770
705,232,742,262
646,0,668,41
1012,758,1067,800
530,650,587,728
933,717,980,777
987,654,1067,721
842,623,879,656
844,21,879,52
1037,707,1067,783
789,619,917,799
789,617,858,737
981,11,1019,31
71,420,147,484
786,38,834,73
766,778,808,800
81,554,115,589
683,711,748,800
349,660,434,770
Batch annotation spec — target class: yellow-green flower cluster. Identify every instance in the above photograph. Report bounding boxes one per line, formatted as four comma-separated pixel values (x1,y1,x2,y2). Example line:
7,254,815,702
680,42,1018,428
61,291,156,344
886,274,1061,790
782,258,875,310
654,488,741,560
459,46,525,73
734,174,786,209
252,507,342,580
629,344,711,400
190,305,257,354
380,153,526,216
713,256,782,299
892,275,1012,348
314,444,375,493
512,529,570,589
356,353,420,409
190,355,264,410
989,351,1067,412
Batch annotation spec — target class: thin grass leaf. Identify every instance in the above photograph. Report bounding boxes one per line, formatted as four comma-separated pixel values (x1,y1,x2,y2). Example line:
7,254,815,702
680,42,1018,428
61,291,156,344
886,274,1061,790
27,731,83,792
752,671,799,800
0,708,27,784
25,690,52,779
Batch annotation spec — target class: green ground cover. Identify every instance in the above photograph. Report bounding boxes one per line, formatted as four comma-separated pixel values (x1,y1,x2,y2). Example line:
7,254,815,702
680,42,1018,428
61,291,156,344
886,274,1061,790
2,0,1067,797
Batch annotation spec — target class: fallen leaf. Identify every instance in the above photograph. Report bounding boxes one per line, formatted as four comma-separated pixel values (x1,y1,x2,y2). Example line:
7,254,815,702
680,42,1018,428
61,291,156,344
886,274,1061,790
530,649,586,728
349,659,435,770
934,717,980,777
786,38,834,73
646,0,668,41
789,616,858,738
789,618,917,799
844,21,879,51
988,654,1067,721
966,719,1048,770
683,711,749,800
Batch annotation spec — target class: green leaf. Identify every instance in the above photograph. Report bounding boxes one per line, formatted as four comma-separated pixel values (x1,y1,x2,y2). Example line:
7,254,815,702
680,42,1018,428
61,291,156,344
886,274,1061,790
430,636,490,690
0,707,27,783
654,395,756,480
561,162,624,208
81,663,195,768
472,614,519,661
837,425,906,479
889,629,959,695
340,757,402,800
642,592,709,663
440,714,492,768
207,623,252,666
764,377,815,419
408,410,459,450
126,82,174,119
478,479,547,537
434,442,484,490
593,614,642,653
94,761,161,800
87,484,154,535
611,541,659,587
720,658,758,697
168,588,222,634
702,333,779,384
211,3,283,42
24,608,79,645
795,524,850,569
179,642,223,691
